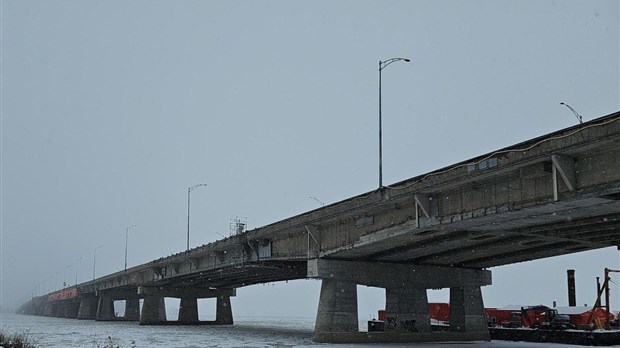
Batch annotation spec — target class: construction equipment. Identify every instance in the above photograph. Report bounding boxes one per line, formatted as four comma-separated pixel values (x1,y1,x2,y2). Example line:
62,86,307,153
587,268,620,329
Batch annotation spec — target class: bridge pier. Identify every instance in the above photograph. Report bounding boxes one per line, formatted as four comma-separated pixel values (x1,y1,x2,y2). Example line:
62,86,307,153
78,296,98,319
449,286,489,339
178,297,199,324
385,287,431,333
140,296,166,325
65,301,80,318
96,296,116,321
216,295,233,325
315,279,358,335
308,259,491,343
54,303,65,317
35,303,42,316
44,302,54,316
138,286,235,325
125,298,141,321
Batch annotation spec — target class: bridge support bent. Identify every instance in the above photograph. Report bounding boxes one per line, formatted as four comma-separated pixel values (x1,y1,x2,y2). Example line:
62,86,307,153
308,259,491,343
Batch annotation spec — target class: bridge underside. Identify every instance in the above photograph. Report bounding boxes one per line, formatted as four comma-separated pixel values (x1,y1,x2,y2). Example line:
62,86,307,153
152,260,308,289
326,193,620,269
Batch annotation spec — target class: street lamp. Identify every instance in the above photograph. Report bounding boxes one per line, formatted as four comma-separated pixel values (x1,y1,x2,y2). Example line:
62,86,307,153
75,257,83,286
378,57,411,188
560,102,583,124
55,271,62,291
62,265,71,287
125,225,138,271
187,183,208,251
93,245,103,280
309,196,325,207
43,275,53,295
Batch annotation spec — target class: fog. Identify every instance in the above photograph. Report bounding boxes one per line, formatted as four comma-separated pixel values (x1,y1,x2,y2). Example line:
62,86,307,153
1,0,619,320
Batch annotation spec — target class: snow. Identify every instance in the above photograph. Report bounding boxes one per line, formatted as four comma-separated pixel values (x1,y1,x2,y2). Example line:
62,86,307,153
0,313,604,348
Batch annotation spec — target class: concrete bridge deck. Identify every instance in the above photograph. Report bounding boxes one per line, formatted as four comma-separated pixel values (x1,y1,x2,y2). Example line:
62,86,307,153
18,110,620,343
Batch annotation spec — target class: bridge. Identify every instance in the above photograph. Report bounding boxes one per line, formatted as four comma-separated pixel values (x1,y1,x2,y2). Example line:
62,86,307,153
18,110,620,343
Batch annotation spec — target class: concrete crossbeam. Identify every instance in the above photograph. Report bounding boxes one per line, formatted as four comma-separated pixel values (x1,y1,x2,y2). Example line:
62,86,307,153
307,259,492,289
138,286,235,299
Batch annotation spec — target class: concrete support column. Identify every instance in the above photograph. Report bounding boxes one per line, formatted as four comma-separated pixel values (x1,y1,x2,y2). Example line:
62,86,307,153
78,297,97,319
44,302,53,316
449,286,489,339
124,299,141,321
55,303,65,317
65,302,80,318
385,288,431,333
179,297,199,324
96,297,116,321
37,303,46,316
314,278,358,336
215,295,233,325
140,296,166,325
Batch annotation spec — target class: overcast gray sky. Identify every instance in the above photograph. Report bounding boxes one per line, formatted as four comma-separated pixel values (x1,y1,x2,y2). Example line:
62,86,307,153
1,0,619,319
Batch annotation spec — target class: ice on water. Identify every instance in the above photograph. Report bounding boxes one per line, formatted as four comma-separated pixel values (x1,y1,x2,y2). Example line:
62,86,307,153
1,313,576,347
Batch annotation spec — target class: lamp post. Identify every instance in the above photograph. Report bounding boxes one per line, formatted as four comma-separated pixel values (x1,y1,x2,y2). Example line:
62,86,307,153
379,57,411,188
93,245,103,280
560,102,583,124
309,196,325,207
125,225,138,271
41,275,53,295
75,257,83,286
55,271,62,291
187,183,208,251
62,265,71,287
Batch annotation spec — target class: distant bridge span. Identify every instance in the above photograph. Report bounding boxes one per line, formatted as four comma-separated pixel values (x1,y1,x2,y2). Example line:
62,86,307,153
20,111,620,343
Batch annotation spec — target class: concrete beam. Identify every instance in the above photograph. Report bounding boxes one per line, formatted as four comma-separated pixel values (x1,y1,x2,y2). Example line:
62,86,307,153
552,154,577,191
414,194,432,219
96,288,139,300
552,154,576,201
138,286,235,299
307,259,491,289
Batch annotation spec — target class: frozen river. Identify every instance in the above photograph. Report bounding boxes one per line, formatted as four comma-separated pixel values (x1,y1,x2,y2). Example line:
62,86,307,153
0,312,588,347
